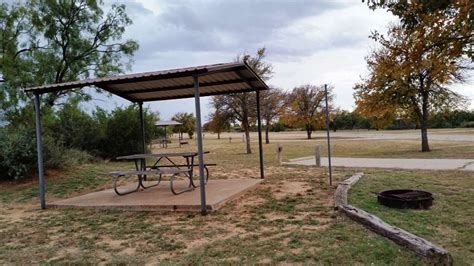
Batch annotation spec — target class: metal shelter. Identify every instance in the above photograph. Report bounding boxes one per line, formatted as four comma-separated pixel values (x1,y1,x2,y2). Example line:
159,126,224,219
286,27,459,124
154,120,182,147
24,62,269,214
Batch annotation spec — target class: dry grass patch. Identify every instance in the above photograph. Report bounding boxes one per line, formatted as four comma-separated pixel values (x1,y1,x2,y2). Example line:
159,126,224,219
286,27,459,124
0,164,421,264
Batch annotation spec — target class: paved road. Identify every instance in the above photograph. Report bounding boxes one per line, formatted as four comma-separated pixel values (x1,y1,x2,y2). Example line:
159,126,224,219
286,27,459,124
319,131,474,142
285,157,474,171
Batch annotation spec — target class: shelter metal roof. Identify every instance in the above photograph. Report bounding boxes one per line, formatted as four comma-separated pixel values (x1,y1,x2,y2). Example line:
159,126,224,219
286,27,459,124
24,62,269,102
155,121,182,126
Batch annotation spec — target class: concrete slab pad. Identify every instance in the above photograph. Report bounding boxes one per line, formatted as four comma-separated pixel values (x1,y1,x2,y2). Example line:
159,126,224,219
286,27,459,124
49,179,263,212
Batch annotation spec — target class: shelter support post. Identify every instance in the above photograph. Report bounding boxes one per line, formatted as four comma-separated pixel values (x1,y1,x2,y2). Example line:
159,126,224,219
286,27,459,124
139,102,146,153
193,76,207,215
139,102,146,178
34,93,46,209
256,90,264,179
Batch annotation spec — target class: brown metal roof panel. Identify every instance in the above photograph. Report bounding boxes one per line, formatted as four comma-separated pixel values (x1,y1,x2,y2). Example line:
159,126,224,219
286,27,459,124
23,62,269,100
23,63,227,92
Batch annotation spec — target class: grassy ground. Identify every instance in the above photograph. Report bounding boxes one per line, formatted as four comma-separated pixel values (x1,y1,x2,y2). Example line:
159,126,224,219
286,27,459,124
348,168,474,265
0,163,422,264
0,130,472,264
200,136,474,166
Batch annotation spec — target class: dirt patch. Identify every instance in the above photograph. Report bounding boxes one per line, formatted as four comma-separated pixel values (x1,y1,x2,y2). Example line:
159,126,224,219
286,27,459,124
273,181,310,199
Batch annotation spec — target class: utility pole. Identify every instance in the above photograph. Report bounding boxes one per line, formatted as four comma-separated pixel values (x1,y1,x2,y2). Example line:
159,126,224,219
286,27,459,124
324,84,333,186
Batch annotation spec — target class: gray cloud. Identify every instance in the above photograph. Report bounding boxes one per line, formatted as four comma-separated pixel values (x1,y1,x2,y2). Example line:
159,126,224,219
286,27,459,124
123,0,352,62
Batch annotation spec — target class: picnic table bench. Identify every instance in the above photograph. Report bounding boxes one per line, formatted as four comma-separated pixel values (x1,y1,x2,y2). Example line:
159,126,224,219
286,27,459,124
110,168,190,195
112,151,215,196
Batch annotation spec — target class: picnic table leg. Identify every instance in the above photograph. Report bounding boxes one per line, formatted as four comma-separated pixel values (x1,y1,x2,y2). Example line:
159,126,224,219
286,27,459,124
139,174,161,189
170,173,194,195
114,174,141,196
189,156,198,188
141,158,147,181
133,159,144,188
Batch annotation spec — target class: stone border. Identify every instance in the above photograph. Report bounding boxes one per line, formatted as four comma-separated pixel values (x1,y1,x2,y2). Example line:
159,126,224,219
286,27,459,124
335,173,453,265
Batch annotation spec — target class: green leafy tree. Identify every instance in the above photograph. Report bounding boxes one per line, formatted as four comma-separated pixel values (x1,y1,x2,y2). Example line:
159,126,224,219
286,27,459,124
102,105,157,158
0,0,139,178
172,112,196,139
0,0,138,119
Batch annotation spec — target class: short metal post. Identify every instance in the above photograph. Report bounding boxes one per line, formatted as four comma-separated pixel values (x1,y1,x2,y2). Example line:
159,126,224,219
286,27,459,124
315,145,321,167
324,84,333,186
276,144,282,166
194,76,207,215
256,90,264,179
34,93,46,209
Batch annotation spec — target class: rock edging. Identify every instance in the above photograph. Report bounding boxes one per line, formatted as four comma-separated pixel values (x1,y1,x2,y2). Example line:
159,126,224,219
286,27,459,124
335,173,452,265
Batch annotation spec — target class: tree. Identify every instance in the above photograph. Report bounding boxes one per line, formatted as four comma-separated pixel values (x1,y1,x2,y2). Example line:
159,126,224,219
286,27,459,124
331,109,369,131
355,2,471,151
206,110,230,139
353,84,399,131
172,112,196,139
283,85,333,139
260,87,285,143
101,105,157,158
210,47,273,154
365,0,473,61
0,0,138,117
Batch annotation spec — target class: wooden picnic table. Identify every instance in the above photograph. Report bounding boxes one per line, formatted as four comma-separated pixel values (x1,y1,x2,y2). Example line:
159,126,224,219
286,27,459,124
114,151,211,195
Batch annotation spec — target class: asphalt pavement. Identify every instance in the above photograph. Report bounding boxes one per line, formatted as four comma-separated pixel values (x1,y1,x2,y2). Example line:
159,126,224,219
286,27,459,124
285,156,474,171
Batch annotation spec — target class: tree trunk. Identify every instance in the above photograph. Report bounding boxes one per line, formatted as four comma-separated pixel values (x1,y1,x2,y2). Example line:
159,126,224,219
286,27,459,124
420,125,430,152
217,132,220,139
419,82,430,152
306,125,312,139
245,127,251,154
242,118,252,154
420,107,430,152
265,121,270,144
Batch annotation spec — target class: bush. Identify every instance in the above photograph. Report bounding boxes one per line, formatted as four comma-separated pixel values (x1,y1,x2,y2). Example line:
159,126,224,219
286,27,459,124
43,135,96,169
100,105,157,159
51,103,158,159
0,126,96,180
0,127,36,180
461,121,474,128
270,122,287,132
0,103,157,179
52,102,102,154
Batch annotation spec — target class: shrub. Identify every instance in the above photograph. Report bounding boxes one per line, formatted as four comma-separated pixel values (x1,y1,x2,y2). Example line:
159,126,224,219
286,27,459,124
461,121,474,128
0,126,96,180
0,127,37,180
100,105,157,159
42,135,95,169
0,103,157,179
51,102,102,153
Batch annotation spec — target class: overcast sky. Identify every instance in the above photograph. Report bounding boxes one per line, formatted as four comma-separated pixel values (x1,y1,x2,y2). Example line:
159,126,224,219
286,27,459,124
87,0,473,121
